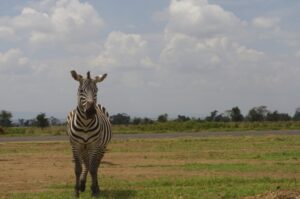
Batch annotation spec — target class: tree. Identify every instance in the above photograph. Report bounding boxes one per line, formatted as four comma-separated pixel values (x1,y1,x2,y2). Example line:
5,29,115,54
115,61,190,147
246,106,269,121
143,117,154,124
215,113,230,122
266,111,280,121
293,107,300,121
176,115,190,122
279,113,291,121
157,113,168,122
266,111,291,121
50,116,60,126
24,119,35,127
0,110,12,127
205,110,218,121
36,113,49,129
110,113,130,125
230,106,244,122
132,117,142,125
18,119,25,126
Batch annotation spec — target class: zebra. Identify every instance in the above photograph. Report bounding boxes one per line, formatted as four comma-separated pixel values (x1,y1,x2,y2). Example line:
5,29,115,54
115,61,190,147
67,70,112,197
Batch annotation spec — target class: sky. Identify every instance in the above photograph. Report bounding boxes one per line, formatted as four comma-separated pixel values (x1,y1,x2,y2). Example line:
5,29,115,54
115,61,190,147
1,0,300,119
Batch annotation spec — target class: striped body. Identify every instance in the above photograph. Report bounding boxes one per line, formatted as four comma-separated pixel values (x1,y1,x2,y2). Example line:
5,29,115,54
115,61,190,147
67,104,111,146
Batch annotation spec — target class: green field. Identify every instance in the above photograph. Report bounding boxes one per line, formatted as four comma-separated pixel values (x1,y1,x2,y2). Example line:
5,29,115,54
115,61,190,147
2,121,300,137
1,135,299,198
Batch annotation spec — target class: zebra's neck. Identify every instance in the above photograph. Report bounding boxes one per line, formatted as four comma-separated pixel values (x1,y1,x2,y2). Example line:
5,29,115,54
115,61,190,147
76,106,96,125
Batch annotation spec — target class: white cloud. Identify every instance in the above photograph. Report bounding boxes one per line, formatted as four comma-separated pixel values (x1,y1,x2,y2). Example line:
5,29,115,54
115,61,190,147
12,7,51,31
160,34,264,73
0,0,299,116
0,48,32,75
1,0,104,49
161,0,264,76
0,26,17,40
252,17,280,30
167,0,245,38
91,31,157,71
153,0,298,117
49,0,104,41
295,51,300,58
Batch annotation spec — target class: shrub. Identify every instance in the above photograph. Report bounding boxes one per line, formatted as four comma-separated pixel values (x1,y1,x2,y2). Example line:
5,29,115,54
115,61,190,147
0,126,4,134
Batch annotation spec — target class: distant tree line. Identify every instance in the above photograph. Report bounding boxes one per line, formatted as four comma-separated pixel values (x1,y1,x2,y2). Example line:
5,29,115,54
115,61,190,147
0,111,62,128
1,105,300,128
200,106,294,122
109,106,300,125
110,113,155,125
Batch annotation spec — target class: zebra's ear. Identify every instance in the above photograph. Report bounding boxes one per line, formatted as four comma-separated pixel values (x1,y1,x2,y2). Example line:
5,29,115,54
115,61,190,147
94,73,107,83
70,70,83,82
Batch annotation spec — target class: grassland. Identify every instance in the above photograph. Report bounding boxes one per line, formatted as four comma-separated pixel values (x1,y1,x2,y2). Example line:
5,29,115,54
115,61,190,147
2,120,300,137
0,135,299,198
112,121,300,134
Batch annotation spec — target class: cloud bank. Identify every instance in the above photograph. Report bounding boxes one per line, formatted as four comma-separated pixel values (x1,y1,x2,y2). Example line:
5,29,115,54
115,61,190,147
0,0,300,117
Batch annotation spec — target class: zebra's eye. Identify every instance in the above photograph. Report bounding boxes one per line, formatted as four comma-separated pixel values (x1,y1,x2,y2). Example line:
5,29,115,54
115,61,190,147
79,89,84,93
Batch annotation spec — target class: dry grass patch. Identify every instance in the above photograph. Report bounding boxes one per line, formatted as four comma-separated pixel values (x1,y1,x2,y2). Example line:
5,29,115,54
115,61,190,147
244,190,300,199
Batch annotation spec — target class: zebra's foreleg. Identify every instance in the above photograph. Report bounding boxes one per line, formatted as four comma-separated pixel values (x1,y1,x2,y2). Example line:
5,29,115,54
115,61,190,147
72,151,82,198
80,151,89,192
89,150,103,197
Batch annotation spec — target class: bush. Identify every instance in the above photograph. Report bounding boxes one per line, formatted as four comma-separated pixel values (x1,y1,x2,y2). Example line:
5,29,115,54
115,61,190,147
132,117,142,125
157,114,168,122
0,126,4,134
110,113,131,125
0,110,12,127
36,113,49,129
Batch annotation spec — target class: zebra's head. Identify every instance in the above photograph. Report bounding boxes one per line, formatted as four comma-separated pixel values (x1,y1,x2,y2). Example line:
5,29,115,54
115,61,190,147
71,70,107,119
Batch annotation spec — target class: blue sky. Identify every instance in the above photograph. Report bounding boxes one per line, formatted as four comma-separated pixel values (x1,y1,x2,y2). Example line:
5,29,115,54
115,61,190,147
1,0,300,119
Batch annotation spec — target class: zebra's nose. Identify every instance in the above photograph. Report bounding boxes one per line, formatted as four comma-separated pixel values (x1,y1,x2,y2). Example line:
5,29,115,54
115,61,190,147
85,101,96,119
86,101,95,109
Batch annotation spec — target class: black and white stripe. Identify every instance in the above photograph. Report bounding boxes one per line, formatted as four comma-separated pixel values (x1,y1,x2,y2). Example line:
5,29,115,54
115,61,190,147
67,71,111,197
68,105,111,145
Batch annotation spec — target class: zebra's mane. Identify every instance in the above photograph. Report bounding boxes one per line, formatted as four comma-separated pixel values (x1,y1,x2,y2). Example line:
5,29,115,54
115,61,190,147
98,104,109,118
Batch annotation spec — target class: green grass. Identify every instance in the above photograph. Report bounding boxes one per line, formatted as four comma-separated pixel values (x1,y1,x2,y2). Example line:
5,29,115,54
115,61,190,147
2,121,300,137
0,126,66,137
9,177,299,199
2,136,300,198
182,162,299,173
112,121,300,134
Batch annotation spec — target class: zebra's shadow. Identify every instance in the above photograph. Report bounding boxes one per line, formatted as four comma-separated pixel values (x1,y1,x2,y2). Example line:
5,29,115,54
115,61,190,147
101,161,119,166
101,189,136,198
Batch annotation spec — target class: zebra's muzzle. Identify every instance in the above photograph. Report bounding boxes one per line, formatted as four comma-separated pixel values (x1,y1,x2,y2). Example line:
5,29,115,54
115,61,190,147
86,107,96,119
85,102,96,119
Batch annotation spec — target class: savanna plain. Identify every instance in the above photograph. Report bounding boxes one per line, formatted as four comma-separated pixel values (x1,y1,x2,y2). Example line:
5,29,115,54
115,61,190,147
0,134,299,199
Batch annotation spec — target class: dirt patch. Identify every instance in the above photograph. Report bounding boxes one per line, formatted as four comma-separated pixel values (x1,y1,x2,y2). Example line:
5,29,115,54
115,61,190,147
0,154,74,194
244,190,300,199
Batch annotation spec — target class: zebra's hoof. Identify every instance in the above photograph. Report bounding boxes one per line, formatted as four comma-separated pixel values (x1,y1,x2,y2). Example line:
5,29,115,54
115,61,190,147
80,180,86,192
92,192,100,198
73,190,80,198
91,186,100,198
